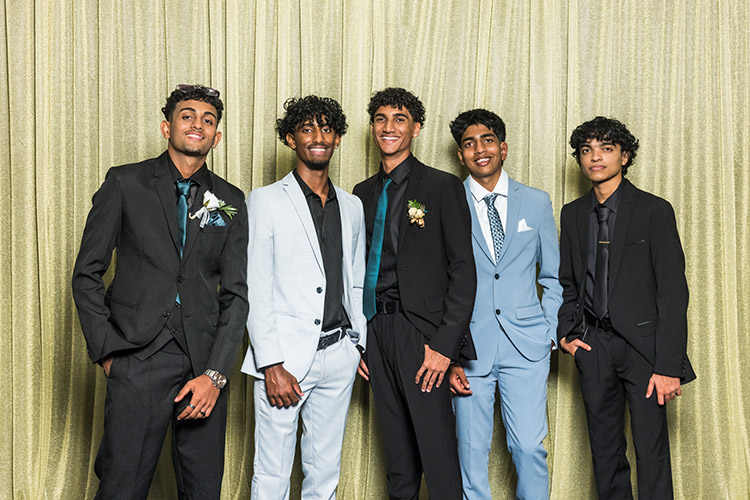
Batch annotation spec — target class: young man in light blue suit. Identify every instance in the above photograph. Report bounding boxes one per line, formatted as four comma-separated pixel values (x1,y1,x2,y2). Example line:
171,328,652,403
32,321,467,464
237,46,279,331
447,109,562,500
241,96,367,500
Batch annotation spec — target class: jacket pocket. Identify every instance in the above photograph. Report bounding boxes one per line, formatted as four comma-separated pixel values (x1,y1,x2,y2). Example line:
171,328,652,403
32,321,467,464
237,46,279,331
516,303,543,320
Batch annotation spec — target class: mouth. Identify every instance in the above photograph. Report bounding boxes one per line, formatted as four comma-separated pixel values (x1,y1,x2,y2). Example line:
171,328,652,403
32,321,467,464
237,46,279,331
379,136,399,144
186,132,205,141
308,146,329,155
473,157,492,167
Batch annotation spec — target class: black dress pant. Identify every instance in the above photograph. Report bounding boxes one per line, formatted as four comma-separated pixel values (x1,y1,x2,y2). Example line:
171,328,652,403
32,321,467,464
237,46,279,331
94,319,227,500
367,312,462,500
575,323,673,500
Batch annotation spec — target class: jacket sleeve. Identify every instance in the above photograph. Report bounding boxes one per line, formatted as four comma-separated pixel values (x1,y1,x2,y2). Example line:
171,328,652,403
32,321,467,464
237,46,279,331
557,203,582,342
536,192,563,347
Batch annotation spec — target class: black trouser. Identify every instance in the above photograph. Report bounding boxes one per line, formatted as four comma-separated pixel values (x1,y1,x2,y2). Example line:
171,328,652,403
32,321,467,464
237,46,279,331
574,321,673,500
94,311,227,500
367,312,462,500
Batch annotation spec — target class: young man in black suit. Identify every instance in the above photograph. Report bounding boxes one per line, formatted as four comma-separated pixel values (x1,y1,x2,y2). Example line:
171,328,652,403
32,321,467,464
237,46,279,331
353,87,476,500
558,116,695,500
72,84,248,499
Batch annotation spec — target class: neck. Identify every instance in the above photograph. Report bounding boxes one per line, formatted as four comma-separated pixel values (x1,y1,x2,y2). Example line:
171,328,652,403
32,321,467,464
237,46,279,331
296,164,331,202
381,150,410,174
167,147,207,178
592,175,623,203
472,169,502,192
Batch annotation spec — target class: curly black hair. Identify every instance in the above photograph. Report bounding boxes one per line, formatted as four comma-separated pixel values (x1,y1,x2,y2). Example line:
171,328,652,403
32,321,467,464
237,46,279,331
449,109,506,145
367,87,426,125
276,95,348,145
569,116,639,174
162,84,224,122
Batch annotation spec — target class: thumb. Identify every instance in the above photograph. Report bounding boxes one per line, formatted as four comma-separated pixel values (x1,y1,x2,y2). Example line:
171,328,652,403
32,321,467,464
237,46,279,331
458,369,470,389
175,382,193,402
293,380,304,397
645,378,655,399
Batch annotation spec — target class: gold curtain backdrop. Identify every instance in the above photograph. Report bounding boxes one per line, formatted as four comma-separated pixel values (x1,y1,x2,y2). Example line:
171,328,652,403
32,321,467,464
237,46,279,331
1,0,748,498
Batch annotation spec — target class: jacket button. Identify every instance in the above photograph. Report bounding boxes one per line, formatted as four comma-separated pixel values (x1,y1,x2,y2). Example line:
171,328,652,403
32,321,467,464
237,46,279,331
162,310,170,317
316,287,323,294
494,274,499,279
495,309,501,315
314,319,321,325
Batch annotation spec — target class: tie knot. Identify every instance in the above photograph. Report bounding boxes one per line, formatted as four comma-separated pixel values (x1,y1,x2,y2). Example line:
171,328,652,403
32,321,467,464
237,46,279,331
176,179,192,197
595,204,609,222
483,193,499,207
382,177,393,190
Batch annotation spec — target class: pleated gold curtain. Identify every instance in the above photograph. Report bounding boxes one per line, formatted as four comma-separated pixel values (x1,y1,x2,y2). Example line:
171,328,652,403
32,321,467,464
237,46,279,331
1,1,748,498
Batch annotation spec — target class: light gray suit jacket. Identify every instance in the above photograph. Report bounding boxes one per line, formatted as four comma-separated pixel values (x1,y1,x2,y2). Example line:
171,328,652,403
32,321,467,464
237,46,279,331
241,171,367,380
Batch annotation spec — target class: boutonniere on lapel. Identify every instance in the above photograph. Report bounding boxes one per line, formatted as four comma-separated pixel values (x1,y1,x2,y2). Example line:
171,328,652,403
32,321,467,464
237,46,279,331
190,191,237,228
407,200,427,228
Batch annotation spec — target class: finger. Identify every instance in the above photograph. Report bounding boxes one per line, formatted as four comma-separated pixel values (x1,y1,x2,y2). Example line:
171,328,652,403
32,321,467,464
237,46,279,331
450,386,457,395
579,340,592,351
422,370,436,392
676,387,682,396
293,381,304,398
359,359,369,376
435,370,445,389
645,379,655,399
458,370,471,390
415,364,427,384
357,366,370,381
175,383,193,403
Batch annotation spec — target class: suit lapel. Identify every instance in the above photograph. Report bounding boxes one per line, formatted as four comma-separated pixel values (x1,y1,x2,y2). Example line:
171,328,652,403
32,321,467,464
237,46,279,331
607,179,635,295
464,179,493,264
283,172,325,274
398,160,425,250
337,187,353,299
575,194,590,288
496,178,520,265
153,154,181,256
181,172,213,262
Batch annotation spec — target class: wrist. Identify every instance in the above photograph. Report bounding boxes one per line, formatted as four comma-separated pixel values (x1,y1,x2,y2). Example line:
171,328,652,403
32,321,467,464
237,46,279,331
203,369,227,389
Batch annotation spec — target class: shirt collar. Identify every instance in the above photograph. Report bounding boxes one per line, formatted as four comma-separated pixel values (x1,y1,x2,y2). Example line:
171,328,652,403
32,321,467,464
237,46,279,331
469,168,508,204
589,177,623,213
168,154,206,186
293,169,337,201
380,154,414,185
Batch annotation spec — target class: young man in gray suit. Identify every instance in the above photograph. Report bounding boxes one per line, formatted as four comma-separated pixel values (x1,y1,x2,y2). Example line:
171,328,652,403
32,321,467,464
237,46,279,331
73,84,249,499
241,96,367,500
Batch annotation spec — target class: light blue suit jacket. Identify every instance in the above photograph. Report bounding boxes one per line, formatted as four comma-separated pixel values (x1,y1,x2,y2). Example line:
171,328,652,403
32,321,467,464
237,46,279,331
462,176,562,375
240,171,367,380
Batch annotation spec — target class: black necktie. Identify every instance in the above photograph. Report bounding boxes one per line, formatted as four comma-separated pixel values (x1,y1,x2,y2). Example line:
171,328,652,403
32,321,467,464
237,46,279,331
593,204,610,319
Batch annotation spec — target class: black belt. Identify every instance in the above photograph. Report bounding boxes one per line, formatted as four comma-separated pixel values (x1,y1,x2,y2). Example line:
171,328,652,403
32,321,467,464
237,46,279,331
317,328,346,350
584,310,614,331
375,300,404,314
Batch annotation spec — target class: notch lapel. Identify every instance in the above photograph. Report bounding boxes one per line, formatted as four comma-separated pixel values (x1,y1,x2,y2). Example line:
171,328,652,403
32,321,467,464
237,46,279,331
181,172,213,262
496,179,520,265
464,179,493,264
575,194,590,287
153,154,181,256
397,160,425,251
607,180,635,296
283,172,324,274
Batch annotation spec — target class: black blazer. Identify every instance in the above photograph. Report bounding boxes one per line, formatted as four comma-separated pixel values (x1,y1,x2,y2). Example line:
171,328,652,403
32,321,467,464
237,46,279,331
557,178,695,382
72,152,249,376
354,158,477,361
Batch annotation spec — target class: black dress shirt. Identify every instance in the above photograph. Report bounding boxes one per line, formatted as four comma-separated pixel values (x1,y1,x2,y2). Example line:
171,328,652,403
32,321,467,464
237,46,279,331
168,155,207,210
293,170,349,332
372,155,413,303
585,181,623,316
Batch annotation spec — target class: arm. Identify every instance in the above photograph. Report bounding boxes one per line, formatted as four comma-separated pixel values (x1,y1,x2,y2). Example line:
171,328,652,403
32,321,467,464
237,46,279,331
537,192,563,348
557,204,591,355
71,167,123,365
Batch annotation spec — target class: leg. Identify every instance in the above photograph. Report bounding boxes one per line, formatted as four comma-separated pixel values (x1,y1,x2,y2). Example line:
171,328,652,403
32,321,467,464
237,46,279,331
575,330,633,500
452,368,497,500
616,337,673,500
299,338,359,499
495,334,550,500
94,346,186,500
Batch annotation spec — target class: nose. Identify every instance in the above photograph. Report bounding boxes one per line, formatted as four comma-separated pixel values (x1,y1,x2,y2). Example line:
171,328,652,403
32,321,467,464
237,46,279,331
312,127,324,143
383,118,395,132
474,141,485,154
591,147,602,160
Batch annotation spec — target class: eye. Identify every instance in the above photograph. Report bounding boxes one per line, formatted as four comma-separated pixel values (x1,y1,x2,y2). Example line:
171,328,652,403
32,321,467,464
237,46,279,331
203,118,214,126
374,116,385,123
484,137,494,144
463,141,474,148
604,146,613,152
581,147,590,154
322,126,332,133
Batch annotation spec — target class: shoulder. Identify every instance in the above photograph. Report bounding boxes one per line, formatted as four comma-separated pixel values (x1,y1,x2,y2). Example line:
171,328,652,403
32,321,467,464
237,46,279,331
627,180,675,216
353,173,378,196
511,178,551,204
208,171,245,205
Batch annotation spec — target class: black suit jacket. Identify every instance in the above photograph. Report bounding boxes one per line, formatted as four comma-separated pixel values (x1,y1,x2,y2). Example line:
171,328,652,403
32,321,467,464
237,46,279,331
72,152,249,376
557,178,695,382
354,158,477,361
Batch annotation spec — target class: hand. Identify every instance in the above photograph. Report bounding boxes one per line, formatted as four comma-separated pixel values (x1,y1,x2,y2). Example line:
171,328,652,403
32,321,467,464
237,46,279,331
357,357,370,381
560,336,592,357
263,364,303,408
175,375,220,420
102,356,114,377
448,365,472,396
646,373,681,405
415,344,451,393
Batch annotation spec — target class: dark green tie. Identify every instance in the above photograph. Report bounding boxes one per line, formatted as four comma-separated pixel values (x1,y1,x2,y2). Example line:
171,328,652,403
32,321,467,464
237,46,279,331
175,179,192,304
363,177,392,320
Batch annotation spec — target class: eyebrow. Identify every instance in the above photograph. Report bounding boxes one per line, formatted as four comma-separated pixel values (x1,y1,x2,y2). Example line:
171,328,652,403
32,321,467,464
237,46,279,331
178,107,217,119
462,132,497,144
375,112,409,119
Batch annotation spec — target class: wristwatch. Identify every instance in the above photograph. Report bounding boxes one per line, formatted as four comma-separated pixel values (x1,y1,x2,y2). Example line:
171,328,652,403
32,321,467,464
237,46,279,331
204,369,227,389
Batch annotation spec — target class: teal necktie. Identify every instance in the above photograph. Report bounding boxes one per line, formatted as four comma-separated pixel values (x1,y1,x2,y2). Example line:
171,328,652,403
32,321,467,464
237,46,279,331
363,177,392,320
175,179,192,303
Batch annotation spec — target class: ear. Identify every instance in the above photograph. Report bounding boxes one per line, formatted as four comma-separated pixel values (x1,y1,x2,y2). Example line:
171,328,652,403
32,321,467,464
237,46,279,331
621,151,630,166
500,142,509,162
160,120,170,140
212,131,222,149
412,122,422,138
334,134,342,149
286,133,297,150
456,148,466,166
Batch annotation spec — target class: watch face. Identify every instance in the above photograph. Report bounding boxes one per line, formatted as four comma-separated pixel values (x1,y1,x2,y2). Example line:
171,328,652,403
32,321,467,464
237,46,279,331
216,373,227,388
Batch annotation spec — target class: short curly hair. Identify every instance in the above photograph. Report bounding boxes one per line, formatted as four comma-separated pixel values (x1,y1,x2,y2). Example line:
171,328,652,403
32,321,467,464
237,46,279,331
162,84,223,123
449,109,506,145
569,116,639,174
276,95,348,145
367,87,426,125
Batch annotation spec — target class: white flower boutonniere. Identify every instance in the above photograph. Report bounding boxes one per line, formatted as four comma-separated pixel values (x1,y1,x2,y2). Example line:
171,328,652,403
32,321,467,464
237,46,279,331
407,200,427,228
190,191,238,228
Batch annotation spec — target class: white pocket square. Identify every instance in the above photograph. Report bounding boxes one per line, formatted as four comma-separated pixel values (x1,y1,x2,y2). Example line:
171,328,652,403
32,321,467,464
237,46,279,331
518,219,533,232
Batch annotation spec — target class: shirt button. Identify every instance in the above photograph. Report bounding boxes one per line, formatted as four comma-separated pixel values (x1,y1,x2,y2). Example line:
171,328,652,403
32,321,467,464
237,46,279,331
316,287,323,294
177,276,183,283
494,274,499,279
314,319,321,325
495,309,501,315
162,310,170,317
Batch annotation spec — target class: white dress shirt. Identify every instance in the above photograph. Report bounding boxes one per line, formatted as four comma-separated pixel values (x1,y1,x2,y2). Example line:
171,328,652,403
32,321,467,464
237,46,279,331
469,169,509,264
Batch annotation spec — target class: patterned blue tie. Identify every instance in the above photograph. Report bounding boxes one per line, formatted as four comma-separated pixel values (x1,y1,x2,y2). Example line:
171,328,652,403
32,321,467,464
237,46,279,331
484,193,504,263
363,177,392,320
175,179,192,303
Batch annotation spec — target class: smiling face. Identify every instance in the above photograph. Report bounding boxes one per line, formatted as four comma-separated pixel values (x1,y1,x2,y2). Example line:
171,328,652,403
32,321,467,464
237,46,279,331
161,99,222,159
370,105,421,167
457,124,508,190
286,117,341,171
577,138,629,189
